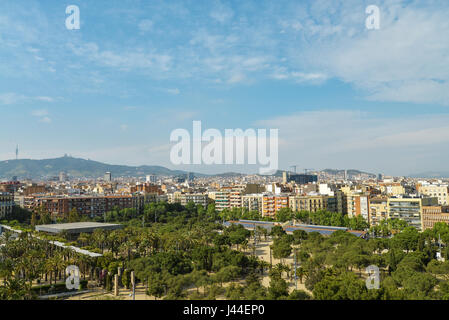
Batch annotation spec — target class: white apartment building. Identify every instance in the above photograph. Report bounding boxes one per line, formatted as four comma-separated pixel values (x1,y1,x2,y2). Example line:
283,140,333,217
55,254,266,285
417,183,449,205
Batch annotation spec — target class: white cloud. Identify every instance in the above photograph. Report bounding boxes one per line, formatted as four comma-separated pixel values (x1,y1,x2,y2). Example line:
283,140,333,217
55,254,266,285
68,42,172,72
288,1,449,105
210,1,234,23
31,109,48,117
257,110,449,175
39,116,51,123
0,92,26,105
164,88,180,95
0,94,56,105
35,96,55,102
138,19,153,33
228,72,246,84
31,109,51,123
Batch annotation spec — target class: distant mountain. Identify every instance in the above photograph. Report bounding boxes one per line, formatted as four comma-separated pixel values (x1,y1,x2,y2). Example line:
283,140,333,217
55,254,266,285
322,169,376,177
273,169,376,177
0,156,384,180
214,172,245,177
0,156,192,179
409,171,449,179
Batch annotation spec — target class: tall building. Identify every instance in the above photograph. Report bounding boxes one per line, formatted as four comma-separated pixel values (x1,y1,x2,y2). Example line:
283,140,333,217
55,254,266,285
282,171,288,184
146,175,157,184
59,171,67,182
104,172,112,182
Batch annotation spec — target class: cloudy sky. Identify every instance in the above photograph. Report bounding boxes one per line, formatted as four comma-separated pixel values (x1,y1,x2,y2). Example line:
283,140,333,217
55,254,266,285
1,0,449,176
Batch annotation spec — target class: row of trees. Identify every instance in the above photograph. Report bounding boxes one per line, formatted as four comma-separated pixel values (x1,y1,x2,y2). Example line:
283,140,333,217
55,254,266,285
5,199,449,300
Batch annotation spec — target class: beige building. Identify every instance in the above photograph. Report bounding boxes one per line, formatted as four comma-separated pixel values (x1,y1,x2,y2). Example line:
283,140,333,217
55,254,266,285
180,193,208,207
387,197,438,230
369,197,388,226
417,184,449,205
241,194,263,213
421,206,449,230
289,195,330,213
167,191,182,204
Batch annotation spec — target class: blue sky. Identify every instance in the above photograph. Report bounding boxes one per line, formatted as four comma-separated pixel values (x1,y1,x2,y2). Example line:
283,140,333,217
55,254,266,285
1,0,449,176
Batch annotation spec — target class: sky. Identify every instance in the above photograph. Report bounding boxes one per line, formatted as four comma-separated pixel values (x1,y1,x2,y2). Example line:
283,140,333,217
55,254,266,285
1,0,449,176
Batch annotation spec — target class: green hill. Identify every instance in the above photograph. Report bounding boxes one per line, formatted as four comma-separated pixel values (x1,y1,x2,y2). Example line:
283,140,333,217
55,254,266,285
0,156,190,179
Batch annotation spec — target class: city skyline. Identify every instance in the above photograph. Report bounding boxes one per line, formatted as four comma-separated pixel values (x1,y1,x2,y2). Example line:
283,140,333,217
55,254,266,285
1,0,449,176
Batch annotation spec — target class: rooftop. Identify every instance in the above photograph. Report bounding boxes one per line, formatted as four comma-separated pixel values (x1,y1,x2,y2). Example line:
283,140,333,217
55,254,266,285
35,222,123,234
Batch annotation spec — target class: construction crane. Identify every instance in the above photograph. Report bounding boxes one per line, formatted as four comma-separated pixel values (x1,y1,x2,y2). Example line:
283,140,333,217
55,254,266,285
290,165,299,174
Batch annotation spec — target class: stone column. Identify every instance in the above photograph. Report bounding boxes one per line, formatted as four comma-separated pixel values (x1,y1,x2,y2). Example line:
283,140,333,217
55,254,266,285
131,271,135,300
117,267,122,287
114,274,119,296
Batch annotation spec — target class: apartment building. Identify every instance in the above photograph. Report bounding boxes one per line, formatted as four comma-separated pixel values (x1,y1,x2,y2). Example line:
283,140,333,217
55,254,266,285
130,183,163,195
335,190,348,215
262,194,289,217
35,195,140,218
167,192,182,204
288,194,335,213
417,183,449,205
387,197,438,230
241,194,263,213
0,181,21,195
214,189,231,212
421,206,449,230
380,183,405,196
230,186,245,209
213,185,263,212
350,194,370,221
22,184,47,196
0,192,14,219
179,193,208,207
369,197,388,226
